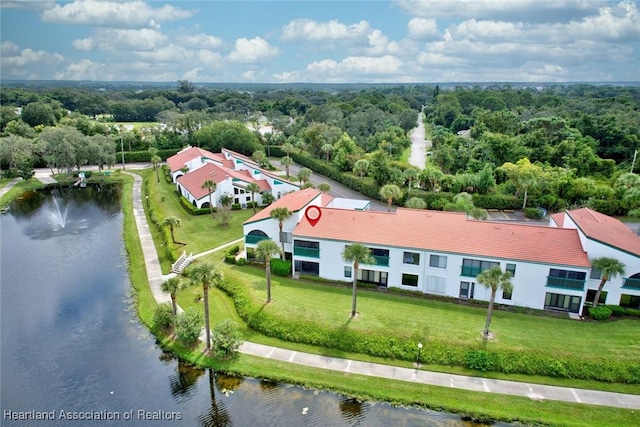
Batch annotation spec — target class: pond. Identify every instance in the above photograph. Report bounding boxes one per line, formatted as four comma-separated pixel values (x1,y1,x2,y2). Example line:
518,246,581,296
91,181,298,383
0,185,506,426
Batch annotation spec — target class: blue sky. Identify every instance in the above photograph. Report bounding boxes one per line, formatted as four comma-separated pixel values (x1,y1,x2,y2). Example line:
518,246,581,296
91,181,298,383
1,0,639,83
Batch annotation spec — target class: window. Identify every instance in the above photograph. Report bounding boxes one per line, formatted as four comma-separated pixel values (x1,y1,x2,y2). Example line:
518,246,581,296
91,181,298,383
293,239,319,249
461,259,498,277
425,276,446,294
402,273,419,287
549,269,586,281
590,268,602,280
586,290,607,305
620,294,640,309
294,260,319,276
506,263,516,277
403,252,420,265
429,255,447,269
283,232,292,243
502,289,512,300
544,292,581,313
359,269,388,286
344,266,352,278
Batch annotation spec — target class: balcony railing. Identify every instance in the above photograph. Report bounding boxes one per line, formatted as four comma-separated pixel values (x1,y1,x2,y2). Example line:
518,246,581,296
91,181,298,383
363,255,389,267
460,266,483,277
293,247,320,258
245,235,270,245
546,276,585,291
623,278,640,289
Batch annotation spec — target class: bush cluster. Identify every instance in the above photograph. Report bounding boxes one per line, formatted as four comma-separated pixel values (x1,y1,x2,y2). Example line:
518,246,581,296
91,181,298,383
153,303,174,329
210,319,242,359
270,259,292,277
144,181,177,263
604,305,626,316
117,148,181,163
216,275,640,383
174,308,203,346
589,306,613,320
523,207,544,219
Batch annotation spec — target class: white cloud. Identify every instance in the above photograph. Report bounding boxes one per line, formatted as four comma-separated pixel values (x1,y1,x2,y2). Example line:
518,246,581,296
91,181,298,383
281,19,371,42
1,44,64,79
272,71,302,83
54,59,106,80
393,0,604,23
73,38,94,51
78,28,168,53
306,55,403,76
366,30,400,55
1,41,20,55
407,18,440,40
227,37,279,64
175,33,224,49
41,0,196,28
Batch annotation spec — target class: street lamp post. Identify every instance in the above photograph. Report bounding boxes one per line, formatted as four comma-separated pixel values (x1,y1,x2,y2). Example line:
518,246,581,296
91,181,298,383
417,342,423,368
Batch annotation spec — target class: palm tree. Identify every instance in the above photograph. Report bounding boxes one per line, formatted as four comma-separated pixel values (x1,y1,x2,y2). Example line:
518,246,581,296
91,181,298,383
201,180,217,218
591,257,626,308
403,167,419,198
318,183,331,193
270,207,292,257
280,156,294,179
245,182,261,213
186,262,223,352
342,243,375,318
162,216,181,243
281,142,294,157
255,239,282,303
161,276,183,315
321,143,333,162
476,266,513,338
298,167,312,185
379,184,402,212
151,154,162,182
252,150,267,167
352,159,369,177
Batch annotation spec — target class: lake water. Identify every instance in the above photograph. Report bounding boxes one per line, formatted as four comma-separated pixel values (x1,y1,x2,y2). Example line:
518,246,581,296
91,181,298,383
1,185,504,426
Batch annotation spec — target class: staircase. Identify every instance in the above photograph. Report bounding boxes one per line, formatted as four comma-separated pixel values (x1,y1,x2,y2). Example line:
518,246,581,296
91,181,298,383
172,251,194,274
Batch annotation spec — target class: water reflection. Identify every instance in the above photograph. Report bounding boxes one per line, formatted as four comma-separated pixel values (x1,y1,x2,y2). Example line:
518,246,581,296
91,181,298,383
198,369,232,427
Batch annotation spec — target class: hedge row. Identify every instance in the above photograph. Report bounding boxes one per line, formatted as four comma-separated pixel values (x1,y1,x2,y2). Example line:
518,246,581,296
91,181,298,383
143,179,178,263
179,195,212,216
117,148,182,163
217,271,640,383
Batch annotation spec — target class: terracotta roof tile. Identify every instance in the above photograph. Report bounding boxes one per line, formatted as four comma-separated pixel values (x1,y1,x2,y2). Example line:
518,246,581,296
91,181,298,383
244,188,322,224
293,208,590,267
176,163,228,200
166,146,217,172
550,212,564,227
566,208,640,257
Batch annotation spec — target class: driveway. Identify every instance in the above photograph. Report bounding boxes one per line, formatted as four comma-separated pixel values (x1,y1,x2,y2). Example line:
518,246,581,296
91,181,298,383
408,111,431,170
270,158,389,211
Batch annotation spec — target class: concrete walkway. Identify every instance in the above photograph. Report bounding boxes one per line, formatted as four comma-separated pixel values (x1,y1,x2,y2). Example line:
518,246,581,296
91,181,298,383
0,177,22,198
408,111,429,170
126,171,640,410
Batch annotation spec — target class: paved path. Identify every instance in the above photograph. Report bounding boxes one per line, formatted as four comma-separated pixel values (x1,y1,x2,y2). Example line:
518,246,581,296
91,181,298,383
408,111,429,170
0,178,22,198
127,170,640,410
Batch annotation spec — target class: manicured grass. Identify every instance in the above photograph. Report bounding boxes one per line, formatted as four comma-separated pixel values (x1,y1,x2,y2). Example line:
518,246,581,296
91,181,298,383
118,171,640,426
0,178,44,207
140,169,254,257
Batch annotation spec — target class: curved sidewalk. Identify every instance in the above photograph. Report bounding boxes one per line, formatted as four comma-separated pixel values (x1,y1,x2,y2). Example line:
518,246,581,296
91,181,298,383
126,171,640,410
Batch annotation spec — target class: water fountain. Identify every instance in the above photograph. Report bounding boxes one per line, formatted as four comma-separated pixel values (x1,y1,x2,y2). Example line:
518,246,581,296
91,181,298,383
48,196,68,229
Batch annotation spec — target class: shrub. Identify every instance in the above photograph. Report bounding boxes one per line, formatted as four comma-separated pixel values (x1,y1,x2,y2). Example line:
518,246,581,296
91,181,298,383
224,255,237,264
604,305,626,316
523,207,544,219
174,308,204,346
624,308,640,318
270,259,292,277
589,306,613,321
179,196,211,215
153,303,174,329
227,245,240,255
236,258,246,266
210,319,242,359
246,201,258,209
231,203,241,210
465,350,496,371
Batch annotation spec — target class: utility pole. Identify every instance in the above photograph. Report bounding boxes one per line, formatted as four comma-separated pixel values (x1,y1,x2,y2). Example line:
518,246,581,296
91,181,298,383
631,149,637,174
121,135,126,170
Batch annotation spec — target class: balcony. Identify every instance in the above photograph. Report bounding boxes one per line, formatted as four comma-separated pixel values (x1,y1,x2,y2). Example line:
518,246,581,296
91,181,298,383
363,255,389,267
623,278,640,289
460,266,483,277
294,247,320,258
546,276,585,291
245,234,270,245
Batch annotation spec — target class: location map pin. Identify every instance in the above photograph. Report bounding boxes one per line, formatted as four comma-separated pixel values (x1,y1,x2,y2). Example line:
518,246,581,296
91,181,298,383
305,205,322,227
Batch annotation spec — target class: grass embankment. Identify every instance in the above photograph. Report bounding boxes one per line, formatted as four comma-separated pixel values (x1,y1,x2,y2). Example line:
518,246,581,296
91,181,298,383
123,169,639,426
0,178,44,207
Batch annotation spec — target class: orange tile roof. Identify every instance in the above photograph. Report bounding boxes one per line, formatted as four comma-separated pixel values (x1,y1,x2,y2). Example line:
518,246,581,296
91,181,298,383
166,146,217,172
566,208,640,257
244,188,322,224
550,212,564,227
293,208,591,267
176,163,229,200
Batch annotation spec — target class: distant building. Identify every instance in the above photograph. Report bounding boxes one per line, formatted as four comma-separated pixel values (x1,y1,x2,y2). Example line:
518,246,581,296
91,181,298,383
243,191,640,315
166,146,299,209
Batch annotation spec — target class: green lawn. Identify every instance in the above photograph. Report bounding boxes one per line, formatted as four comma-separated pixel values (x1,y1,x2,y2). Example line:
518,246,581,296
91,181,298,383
0,178,44,207
138,169,255,272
